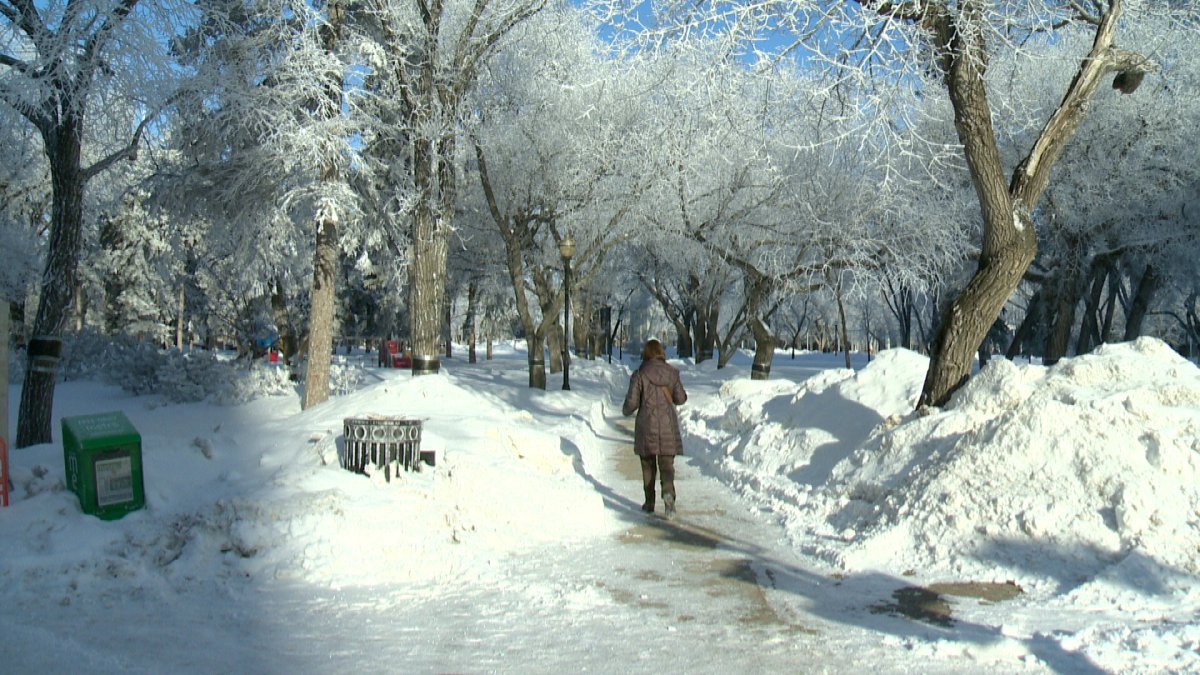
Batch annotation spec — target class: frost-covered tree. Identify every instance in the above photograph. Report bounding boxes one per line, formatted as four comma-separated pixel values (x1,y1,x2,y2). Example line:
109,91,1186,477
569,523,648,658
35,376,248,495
597,0,1197,405
641,50,896,378
355,0,550,377
982,15,1200,361
2,0,184,446
168,0,362,408
466,6,655,387
0,104,47,312
91,188,179,342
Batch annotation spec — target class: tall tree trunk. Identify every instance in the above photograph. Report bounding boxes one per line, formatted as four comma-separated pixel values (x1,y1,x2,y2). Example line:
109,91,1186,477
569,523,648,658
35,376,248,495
412,139,451,374
176,285,186,351
443,292,453,359
696,297,719,364
1075,258,1110,356
301,7,345,410
1044,275,1082,366
465,281,477,364
835,274,852,370
302,214,338,409
1123,264,1159,341
1099,272,1118,344
474,142,560,388
18,121,85,448
919,10,1036,406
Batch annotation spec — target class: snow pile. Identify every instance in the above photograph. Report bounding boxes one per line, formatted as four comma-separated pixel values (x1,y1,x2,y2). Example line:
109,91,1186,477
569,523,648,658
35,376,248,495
682,349,925,515
827,338,1200,587
686,339,1200,597
0,362,618,601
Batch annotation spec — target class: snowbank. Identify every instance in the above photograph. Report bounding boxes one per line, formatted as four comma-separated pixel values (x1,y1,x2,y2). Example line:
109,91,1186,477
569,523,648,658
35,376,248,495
0,361,621,601
686,339,1200,601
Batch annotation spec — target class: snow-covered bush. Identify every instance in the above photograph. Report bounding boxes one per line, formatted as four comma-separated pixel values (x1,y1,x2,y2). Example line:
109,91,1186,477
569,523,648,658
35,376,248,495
213,361,297,404
55,331,301,404
11,332,370,404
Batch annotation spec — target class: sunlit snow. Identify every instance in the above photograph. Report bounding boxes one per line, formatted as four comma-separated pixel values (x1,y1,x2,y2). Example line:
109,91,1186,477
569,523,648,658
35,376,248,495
2,339,1198,673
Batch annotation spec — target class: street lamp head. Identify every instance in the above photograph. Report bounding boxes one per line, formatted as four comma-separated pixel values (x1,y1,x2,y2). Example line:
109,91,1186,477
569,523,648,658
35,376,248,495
558,236,576,261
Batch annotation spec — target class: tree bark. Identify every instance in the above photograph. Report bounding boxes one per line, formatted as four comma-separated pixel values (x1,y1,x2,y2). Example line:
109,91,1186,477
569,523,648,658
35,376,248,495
748,316,775,380
18,119,85,447
409,134,450,376
465,281,477,364
302,214,338,409
696,295,719,363
1044,268,1085,366
835,274,852,370
1005,289,1043,359
1123,263,1158,341
527,335,547,389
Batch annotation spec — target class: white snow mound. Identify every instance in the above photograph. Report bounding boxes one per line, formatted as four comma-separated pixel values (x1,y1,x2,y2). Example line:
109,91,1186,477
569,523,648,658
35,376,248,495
822,337,1200,590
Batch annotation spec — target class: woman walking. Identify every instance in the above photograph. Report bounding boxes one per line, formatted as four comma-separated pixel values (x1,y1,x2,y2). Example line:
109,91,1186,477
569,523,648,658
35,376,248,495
622,338,688,517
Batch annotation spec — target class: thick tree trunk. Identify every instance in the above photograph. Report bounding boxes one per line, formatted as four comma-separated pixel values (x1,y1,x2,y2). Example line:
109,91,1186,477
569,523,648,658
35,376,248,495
302,215,338,409
527,335,547,389
748,316,775,380
409,145,449,376
301,8,346,409
18,121,86,448
676,316,695,361
548,326,563,374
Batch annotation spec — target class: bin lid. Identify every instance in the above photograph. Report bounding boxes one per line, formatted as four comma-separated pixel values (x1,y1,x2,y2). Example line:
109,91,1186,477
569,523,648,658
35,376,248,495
62,411,141,447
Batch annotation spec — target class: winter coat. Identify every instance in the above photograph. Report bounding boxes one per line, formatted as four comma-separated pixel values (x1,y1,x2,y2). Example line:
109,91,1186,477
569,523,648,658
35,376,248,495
622,358,687,457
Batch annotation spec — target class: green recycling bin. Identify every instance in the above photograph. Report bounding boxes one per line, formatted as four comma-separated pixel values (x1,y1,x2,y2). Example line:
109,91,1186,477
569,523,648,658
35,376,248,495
62,411,145,520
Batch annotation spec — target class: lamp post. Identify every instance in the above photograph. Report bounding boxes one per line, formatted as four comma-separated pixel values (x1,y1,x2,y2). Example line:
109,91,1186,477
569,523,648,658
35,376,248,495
559,236,576,391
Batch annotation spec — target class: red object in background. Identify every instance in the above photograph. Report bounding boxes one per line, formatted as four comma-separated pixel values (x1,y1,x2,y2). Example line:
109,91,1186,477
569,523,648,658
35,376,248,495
1,437,8,507
394,353,412,368
268,349,279,364
383,340,400,366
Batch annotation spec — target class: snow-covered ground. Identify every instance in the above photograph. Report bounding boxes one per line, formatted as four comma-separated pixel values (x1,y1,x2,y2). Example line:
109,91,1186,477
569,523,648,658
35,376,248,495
2,339,1198,673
